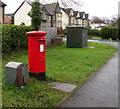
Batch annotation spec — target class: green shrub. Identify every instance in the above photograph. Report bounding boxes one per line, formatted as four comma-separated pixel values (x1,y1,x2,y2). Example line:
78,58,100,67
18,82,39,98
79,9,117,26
118,27,120,40
63,29,67,35
100,27,111,39
58,34,67,37
88,29,100,36
110,27,118,40
100,27,118,40
2,24,35,54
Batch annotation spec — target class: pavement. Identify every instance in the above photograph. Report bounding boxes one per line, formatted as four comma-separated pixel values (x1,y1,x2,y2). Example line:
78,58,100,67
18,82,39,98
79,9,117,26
59,39,119,107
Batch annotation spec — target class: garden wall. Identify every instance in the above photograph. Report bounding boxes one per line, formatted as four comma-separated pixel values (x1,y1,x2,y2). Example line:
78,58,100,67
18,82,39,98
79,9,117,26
40,27,57,47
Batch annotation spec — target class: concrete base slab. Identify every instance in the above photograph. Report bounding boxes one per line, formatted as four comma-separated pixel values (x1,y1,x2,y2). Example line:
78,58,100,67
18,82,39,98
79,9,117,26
48,82,77,93
86,46,95,48
48,82,60,86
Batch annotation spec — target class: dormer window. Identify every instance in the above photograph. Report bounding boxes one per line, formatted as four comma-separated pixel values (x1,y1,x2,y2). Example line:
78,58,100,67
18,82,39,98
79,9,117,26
76,13,79,18
83,13,85,19
70,11,74,16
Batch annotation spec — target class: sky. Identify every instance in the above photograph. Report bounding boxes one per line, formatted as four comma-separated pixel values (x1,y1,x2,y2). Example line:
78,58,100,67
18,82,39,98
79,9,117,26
1,0,119,19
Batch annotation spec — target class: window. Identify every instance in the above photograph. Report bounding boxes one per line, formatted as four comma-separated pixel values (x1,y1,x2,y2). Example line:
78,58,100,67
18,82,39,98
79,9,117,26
59,14,61,17
42,14,46,19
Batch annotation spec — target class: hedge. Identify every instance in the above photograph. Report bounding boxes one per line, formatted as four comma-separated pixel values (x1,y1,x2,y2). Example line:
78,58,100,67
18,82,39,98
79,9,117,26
88,29,100,36
100,27,111,39
118,27,120,40
100,27,118,40
110,27,118,40
2,24,35,54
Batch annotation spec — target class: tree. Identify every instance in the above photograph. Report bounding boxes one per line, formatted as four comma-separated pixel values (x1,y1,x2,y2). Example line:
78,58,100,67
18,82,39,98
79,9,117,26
118,18,120,27
60,0,83,7
41,0,83,8
11,15,14,25
101,17,111,26
101,15,118,27
110,15,118,27
28,0,42,30
91,16,101,21
91,16,105,24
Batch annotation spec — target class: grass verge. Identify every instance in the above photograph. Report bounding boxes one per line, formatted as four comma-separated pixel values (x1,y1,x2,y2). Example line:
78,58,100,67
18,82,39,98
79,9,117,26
2,42,118,107
90,36,102,40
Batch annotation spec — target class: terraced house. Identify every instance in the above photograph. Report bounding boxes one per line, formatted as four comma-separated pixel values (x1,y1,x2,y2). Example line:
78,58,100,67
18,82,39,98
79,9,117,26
13,0,89,29
42,3,62,28
14,0,62,28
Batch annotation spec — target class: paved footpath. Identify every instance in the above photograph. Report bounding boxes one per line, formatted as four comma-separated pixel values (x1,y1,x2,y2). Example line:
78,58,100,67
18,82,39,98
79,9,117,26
60,40,119,107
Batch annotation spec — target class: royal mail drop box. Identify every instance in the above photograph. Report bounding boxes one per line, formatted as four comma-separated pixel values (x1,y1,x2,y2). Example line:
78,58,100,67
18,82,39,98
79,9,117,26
5,62,28,88
66,26,88,48
26,31,47,80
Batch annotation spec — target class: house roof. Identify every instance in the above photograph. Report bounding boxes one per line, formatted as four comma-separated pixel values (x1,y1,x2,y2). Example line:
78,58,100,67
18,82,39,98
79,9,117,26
74,11,79,17
0,1,7,7
42,6,50,15
61,8,72,16
85,14,89,20
13,0,32,15
5,13,13,16
14,1,61,16
5,13,13,19
79,12,85,19
61,8,66,13
92,20,106,24
62,9,87,19
25,0,32,5
43,3,60,15
13,0,89,20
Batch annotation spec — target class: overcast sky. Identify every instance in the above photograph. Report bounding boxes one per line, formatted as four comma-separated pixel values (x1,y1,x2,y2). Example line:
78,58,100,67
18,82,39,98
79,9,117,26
2,0,119,19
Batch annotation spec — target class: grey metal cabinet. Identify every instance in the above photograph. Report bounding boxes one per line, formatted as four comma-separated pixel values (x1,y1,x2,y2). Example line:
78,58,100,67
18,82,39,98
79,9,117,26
5,62,28,88
66,26,88,48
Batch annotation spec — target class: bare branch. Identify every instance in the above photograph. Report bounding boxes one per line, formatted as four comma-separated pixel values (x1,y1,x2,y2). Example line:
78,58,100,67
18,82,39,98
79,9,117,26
61,0,83,7
60,0,84,8
40,0,84,9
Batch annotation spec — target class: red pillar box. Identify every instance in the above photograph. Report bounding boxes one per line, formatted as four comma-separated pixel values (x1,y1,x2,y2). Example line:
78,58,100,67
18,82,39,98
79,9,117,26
26,31,47,80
